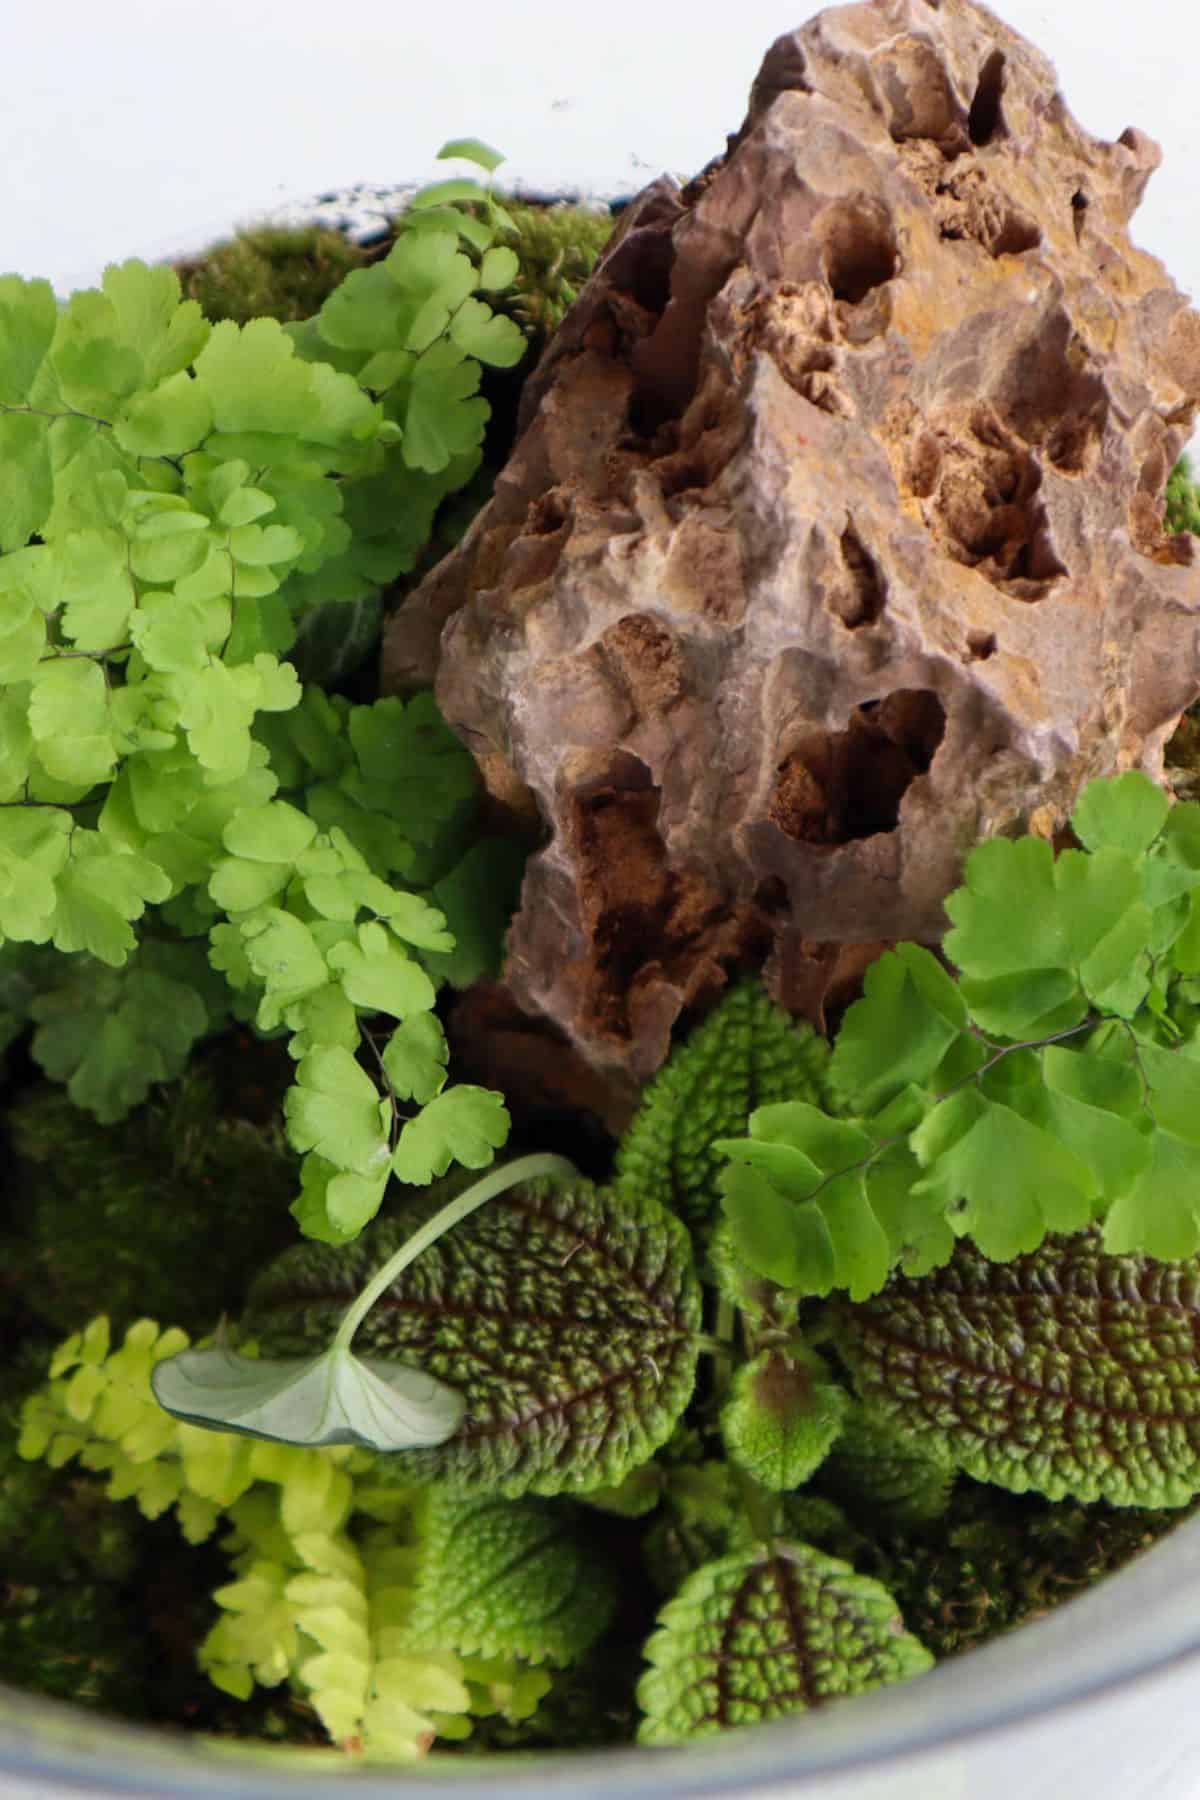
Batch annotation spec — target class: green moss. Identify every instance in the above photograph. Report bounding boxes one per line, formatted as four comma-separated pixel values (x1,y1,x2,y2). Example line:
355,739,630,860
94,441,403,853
456,1640,641,1752
495,201,614,338
3,1050,299,1338
172,224,370,326
1166,453,1200,537
0,1580,148,1715
797,1483,1189,1660
170,200,613,350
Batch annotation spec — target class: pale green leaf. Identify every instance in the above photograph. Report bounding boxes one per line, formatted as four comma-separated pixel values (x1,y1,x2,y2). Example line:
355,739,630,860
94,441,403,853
477,247,520,292
328,920,437,1020
435,137,506,173
1071,770,1170,857
393,1085,509,1183
151,1341,464,1451
0,275,58,403
382,1013,449,1104
0,412,53,550
284,1045,391,1176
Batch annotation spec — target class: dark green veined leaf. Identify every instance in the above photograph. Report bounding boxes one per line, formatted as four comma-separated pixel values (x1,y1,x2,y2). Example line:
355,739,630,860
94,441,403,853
243,1171,701,1497
614,977,831,1228
814,1407,956,1531
401,1490,615,1666
835,1232,1200,1505
636,1543,932,1743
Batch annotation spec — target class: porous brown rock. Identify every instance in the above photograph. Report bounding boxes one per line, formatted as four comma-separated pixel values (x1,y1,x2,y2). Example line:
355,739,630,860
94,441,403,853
383,0,1200,1117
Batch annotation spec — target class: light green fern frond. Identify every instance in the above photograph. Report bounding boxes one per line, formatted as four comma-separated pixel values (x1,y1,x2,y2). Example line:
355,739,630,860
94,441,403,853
18,1315,573,1759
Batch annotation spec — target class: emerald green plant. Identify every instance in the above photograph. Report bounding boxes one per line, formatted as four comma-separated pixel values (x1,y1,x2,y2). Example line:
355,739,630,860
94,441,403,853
6,126,1200,1766
1167,451,1200,538
17,1317,563,1757
172,199,614,348
152,1152,577,1452
0,137,534,1247
716,770,1200,1289
21,769,1200,1754
496,201,615,337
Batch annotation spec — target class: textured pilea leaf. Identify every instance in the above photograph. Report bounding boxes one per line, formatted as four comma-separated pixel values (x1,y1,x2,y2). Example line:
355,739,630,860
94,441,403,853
614,977,832,1229
402,1490,615,1666
720,1346,849,1492
243,1171,701,1497
835,1232,1200,1506
637,1543,932,1743
815,1407,956,1531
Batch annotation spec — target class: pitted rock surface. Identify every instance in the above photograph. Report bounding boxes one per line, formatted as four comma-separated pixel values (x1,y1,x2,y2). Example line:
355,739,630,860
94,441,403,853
383,0,1200,1110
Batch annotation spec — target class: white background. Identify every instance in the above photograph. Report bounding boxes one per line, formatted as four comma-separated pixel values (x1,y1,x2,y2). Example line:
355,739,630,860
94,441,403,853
5,0,1196,311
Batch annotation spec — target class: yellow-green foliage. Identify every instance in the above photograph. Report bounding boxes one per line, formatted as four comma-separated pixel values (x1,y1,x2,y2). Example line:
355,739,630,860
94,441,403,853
1167,453,1200,537
497,201,614,337
18,1318,549,1760
173,225,370,326
172,202,613,347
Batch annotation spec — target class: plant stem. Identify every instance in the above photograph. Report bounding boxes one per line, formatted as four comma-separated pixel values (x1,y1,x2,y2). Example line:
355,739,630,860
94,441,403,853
712,1297,778,1545
332,1152,578,1352
711,1294,737,1404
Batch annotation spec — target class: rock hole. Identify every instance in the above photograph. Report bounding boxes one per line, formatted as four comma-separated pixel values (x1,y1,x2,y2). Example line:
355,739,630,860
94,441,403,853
989,209,1042,256
525,489,571,536
1070,188,1090,244
830,523,886,628
628,232,675,317
967,50,1007,146
992,321,1108,473
568,756,759,1043
964,629,997,661
931,165,1040,258
930,421,1068,595
652,369,747,498
907,430,943,497
753,875,789,913
769,689,946,846
506,488,573,591
819,198,899,305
